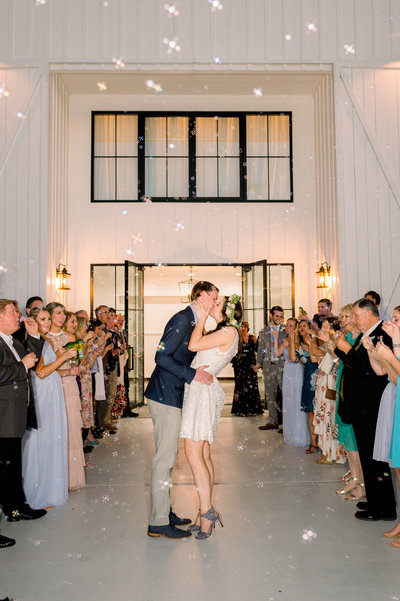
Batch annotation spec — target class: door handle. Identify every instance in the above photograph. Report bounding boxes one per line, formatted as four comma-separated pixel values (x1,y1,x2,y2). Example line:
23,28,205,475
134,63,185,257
128,346,134,371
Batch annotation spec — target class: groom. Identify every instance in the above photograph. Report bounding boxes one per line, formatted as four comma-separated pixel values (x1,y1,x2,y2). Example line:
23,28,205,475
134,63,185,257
145,281,218,539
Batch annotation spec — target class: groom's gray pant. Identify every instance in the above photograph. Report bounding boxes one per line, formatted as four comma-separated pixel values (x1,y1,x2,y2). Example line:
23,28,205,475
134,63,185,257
147,399,181,526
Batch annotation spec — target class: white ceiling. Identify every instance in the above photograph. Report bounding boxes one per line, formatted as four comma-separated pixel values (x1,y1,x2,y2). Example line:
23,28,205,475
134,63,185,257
60,71,327,96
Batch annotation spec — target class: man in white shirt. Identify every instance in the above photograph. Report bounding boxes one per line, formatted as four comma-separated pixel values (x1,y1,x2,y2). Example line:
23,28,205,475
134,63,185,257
0,299,46,549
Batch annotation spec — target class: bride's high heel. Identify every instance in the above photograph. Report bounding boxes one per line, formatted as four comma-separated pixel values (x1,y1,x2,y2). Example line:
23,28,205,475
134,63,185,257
195,506,223,540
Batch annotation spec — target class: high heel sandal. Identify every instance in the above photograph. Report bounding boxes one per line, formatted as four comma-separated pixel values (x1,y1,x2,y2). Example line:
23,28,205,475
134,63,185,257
187,509,200,532
305,444,318,454
336,477,359,495
195,506,223,540
344,483,365,501
338,470,352,484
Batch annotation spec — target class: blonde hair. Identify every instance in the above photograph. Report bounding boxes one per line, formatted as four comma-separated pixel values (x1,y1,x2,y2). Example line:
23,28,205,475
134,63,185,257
75,315,88,339
339,303,353,317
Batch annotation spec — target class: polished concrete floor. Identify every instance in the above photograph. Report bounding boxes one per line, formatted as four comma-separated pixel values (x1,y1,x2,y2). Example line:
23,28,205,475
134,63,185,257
2,415,400,601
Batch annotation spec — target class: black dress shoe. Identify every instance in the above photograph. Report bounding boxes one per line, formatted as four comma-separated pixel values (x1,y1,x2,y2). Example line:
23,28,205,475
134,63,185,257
258,423,278,431
92,431,103,439
356,501,369,510
6,506,47,521
83,446,93,453
169,511,191,526
0,534,15,548
147,524,192,539
130,412,139,418
355,510,397,522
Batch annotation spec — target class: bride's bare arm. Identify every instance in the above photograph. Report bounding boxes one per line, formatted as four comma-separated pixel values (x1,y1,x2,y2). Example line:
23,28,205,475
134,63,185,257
188,306,236,352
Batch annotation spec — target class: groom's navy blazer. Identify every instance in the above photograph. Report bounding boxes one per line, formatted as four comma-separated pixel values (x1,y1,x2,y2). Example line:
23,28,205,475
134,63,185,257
145,306,197,408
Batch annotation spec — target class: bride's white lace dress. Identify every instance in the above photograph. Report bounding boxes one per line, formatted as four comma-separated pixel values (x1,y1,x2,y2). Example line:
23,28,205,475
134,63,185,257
179,329,239,444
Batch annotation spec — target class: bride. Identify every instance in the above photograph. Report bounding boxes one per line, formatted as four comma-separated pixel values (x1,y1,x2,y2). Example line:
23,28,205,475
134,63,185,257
179,294,242,539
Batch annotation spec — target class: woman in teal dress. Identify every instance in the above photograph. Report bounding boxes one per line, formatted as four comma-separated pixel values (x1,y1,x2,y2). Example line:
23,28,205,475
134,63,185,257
334,304,365,500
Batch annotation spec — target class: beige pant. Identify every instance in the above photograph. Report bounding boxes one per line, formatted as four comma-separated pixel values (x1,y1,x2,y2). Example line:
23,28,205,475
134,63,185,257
105,364,118,423
147,399,181,526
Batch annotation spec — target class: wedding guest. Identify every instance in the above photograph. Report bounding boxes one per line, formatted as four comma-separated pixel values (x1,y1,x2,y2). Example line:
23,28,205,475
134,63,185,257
231,321,263,416
313,317,346,465
13,296,44,343
92,307,113,430
333,298,396,522
274,318,310,446
364,290,391,322
296,320,319,453
22,308,75,509
312,298,334,329
371,315,400,545
75,316,98,447
103,311,120,430
0,299,46,548
256,306,285,431
47,304,85,491
364,307,400,469
76,310,89,323
334,304,365,500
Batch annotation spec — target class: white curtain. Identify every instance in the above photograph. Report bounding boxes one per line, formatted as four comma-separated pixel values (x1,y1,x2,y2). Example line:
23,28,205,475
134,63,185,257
246,114,290,201
94,114,138,201
145,116,188,198
196,117,239,197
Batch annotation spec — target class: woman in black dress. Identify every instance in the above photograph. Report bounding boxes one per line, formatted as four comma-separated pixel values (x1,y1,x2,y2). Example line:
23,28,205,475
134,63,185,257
231,322,263,416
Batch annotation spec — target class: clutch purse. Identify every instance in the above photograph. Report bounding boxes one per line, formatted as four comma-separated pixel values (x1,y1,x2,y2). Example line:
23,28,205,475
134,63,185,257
319,352,334,375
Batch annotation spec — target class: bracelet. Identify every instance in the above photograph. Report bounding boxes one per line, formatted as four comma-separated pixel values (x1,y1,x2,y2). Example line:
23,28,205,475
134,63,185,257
393,344,400,348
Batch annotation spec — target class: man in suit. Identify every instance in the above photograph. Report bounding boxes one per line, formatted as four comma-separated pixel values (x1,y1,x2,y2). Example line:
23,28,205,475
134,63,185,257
255,306,286,431
0,299,46,548
334,298,396,521
13,296,44,344
145,281,217,539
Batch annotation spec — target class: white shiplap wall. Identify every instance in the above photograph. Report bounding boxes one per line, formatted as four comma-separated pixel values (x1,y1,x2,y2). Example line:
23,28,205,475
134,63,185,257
335,66,400,312
0,67,48,303
0,0,399,65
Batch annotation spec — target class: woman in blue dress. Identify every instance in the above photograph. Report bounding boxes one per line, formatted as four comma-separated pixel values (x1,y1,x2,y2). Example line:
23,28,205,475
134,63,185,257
294,320,319,453
22,308,76,509
273,318,310,446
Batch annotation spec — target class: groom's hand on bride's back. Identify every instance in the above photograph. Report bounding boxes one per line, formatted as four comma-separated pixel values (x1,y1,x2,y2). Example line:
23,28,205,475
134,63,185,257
194,365,213,385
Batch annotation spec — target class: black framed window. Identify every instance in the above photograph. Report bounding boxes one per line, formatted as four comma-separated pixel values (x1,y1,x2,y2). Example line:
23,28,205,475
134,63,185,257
91,111,293,203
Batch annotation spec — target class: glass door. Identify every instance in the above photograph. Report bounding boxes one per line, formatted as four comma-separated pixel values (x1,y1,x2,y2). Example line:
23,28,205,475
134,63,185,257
124,261,144,411
242,260,267,401
241,260,267,336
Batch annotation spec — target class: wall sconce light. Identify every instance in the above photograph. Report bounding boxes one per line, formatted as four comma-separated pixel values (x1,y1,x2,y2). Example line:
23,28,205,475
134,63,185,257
316,262,331,289
56,263,71,290
178,266,196,303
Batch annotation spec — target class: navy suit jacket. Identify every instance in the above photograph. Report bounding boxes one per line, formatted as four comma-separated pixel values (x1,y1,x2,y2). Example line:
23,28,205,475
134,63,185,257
145,306,197,408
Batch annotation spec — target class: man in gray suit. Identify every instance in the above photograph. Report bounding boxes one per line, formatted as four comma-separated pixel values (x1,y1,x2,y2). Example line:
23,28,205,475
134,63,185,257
254,306,285,431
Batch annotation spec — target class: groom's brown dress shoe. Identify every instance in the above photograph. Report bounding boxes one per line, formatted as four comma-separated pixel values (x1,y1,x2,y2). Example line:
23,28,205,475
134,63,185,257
258,423,278,430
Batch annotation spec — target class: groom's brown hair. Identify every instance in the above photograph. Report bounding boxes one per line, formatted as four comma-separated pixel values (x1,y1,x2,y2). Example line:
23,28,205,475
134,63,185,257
190,281,219,301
